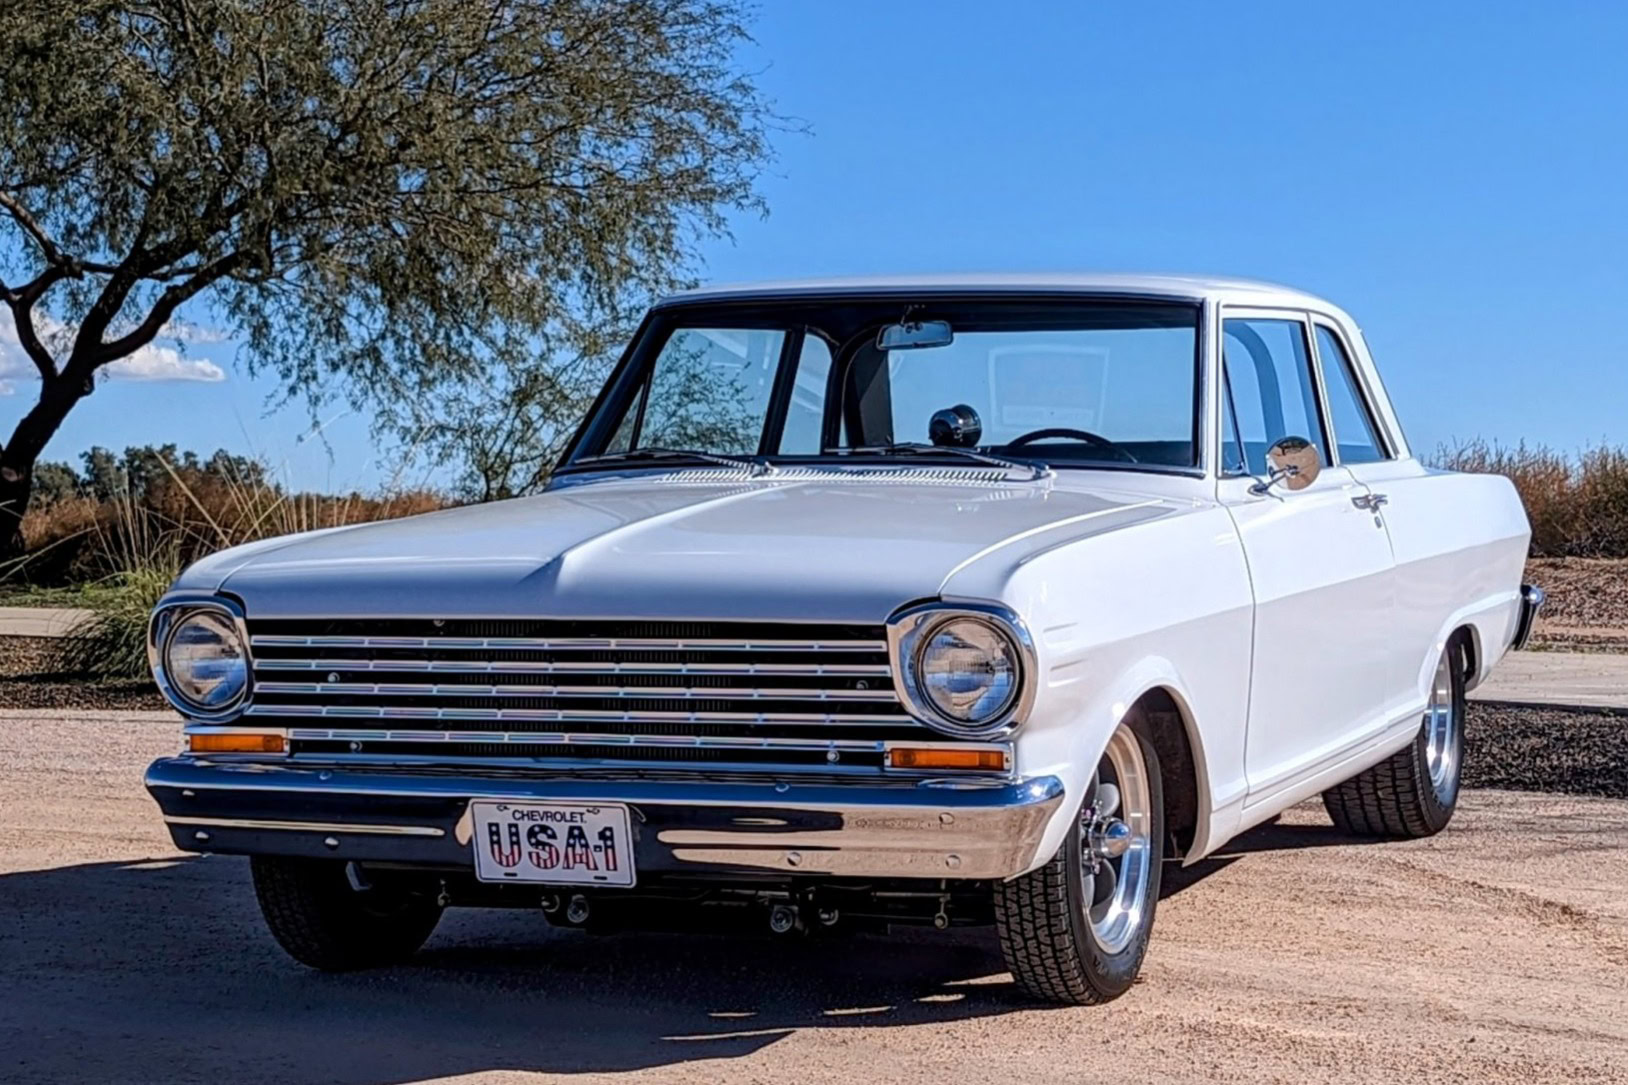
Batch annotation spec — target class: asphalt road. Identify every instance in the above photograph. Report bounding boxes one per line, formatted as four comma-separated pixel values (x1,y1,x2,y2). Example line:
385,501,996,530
2,713,1626,1085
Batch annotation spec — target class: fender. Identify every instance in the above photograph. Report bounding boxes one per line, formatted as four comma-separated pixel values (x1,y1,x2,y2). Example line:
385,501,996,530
1420,586,1522,696
1013,654,1230,874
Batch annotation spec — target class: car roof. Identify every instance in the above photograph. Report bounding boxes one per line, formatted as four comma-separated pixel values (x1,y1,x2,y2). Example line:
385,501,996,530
657,272,1338,310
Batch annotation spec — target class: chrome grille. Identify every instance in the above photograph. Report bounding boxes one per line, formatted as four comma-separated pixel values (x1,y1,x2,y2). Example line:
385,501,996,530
243,618,931,771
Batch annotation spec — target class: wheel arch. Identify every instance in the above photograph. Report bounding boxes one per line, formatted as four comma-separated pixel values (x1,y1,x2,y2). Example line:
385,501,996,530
1122,684,1207,863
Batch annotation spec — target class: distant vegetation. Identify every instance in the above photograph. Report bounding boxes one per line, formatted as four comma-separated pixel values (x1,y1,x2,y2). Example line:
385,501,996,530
1433,440,1628,559
5,443,444,591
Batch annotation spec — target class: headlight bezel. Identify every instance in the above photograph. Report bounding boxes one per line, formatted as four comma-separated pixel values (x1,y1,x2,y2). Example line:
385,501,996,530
148,595,252,721
887,602,1036,739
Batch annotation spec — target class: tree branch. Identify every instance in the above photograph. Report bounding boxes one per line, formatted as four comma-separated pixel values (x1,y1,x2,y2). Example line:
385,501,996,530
0,190,67,266
81,250,246,370
0,267,67,381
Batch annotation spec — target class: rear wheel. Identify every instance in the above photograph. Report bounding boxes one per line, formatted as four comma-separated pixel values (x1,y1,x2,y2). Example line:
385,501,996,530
994,721,1165,1004
1322,638,1466,838
251,856,444,970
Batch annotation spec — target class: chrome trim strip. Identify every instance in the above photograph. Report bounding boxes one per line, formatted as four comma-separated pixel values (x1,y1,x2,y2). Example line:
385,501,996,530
885,600,1039,739
254,658,893,678
249,634,888,653
163,815,445,838
252,680,900,702
245,704,918,726
148,757,1061,807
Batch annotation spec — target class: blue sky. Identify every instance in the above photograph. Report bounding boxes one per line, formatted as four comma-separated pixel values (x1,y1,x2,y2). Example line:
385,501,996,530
4,0,1625,491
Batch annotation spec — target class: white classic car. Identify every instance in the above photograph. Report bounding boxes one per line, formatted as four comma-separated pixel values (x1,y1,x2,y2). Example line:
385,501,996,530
144,274,1539,1004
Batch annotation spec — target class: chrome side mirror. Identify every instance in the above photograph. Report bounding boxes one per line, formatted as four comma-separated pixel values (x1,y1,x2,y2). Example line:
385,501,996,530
1249,436,1321,495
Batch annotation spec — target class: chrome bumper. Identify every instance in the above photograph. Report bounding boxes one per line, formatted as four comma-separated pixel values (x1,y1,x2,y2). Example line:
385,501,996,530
1511,583,1546,651
144,758,1066,881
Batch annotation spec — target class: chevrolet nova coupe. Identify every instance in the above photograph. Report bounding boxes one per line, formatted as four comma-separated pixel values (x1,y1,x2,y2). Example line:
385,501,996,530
144,274,1540,1004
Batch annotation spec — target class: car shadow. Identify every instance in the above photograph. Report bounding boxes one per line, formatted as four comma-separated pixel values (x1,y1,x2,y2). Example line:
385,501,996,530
1161,815,1388,898
0,854,1026,1084
0,814,1363,1084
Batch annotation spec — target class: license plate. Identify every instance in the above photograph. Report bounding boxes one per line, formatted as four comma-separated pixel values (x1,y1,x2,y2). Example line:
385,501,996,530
470,801,635,887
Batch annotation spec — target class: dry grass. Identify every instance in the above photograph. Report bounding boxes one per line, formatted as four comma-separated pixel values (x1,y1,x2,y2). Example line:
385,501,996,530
1434,440,1628,558
8,462,445,588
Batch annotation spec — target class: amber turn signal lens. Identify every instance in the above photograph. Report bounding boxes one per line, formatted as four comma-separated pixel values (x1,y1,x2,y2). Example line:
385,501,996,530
887,747,1007,771
189,733,285,754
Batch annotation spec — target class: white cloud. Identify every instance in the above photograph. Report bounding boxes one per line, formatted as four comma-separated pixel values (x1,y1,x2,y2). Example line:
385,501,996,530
103,344,226,383
0,316,227,387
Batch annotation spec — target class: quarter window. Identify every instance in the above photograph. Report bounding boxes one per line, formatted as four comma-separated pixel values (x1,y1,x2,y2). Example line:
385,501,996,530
1220,318,1329,476
1314,325,1388,464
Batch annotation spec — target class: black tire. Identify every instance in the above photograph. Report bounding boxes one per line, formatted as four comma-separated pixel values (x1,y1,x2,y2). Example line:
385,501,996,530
1322,637,1467,839
994,721,1165,1005
250,856,444,971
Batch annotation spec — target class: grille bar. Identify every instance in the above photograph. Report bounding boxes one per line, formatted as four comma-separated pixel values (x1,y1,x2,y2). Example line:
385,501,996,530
255,680,900,702
245,704,911,726
284,728,892,752
254,657,892,678
251,634,887,653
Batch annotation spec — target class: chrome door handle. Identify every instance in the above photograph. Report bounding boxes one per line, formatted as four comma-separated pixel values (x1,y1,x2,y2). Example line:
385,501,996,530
1351,493,1389,512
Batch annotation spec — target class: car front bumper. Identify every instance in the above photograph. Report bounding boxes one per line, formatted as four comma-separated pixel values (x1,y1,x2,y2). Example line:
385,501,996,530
144,758,1067,881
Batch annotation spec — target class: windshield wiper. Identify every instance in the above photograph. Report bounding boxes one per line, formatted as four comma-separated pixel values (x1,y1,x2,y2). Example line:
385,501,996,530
576,446,775,477
837,443,1051,481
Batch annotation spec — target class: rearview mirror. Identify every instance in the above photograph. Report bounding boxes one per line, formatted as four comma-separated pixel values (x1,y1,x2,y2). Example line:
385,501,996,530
877,319,953,351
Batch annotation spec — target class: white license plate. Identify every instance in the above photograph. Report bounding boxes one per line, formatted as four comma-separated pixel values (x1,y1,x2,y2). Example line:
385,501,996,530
470,801,635,887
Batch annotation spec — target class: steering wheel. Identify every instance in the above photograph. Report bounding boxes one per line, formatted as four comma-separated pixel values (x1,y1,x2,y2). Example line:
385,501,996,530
1005,427,1139,463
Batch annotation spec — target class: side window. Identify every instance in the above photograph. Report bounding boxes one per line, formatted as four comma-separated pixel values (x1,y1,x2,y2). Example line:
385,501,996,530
777,334,833,454
1220,318,1329,476
1314,325,1388,464
620,327,785,456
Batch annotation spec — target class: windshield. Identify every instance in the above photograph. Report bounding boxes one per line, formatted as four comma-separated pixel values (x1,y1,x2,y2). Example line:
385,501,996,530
576,298,1200,471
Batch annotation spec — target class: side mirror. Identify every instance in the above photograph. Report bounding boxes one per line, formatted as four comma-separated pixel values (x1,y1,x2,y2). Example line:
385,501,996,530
1249,436,1321,495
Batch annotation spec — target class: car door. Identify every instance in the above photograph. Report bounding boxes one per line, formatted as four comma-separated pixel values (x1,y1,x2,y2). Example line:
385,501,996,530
1216,311,1398,802
1306,318,1473,721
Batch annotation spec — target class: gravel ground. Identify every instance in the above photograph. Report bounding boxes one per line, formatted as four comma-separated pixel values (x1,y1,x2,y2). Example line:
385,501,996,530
0,636,166,711
1465,702,1627,798
1,712,1625,1085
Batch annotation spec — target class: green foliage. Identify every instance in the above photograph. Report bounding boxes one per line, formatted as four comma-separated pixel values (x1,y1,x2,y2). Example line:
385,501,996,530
56,566,179,680
1434,439,1628,557
0,0,782,545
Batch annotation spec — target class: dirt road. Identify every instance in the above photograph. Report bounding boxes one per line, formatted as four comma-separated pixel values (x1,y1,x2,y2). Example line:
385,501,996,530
2,712,1625,1085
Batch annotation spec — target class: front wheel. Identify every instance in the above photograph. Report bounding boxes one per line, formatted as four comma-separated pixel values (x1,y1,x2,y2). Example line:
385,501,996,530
251,856,444,970
994,721,1164,1005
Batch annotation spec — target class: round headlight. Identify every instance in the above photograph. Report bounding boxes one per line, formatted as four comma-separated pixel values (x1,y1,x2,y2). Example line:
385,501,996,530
163,610,249,712
916,618,1020,728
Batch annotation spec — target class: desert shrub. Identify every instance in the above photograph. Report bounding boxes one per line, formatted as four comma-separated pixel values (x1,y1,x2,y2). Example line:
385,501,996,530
1434,440,1628,557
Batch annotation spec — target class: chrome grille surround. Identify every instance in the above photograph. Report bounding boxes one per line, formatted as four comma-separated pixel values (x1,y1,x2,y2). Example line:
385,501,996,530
223,617,1005,774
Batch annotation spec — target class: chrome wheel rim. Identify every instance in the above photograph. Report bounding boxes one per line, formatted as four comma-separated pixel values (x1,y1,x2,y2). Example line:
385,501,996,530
1080,726,1153,955
1423,651,1459,800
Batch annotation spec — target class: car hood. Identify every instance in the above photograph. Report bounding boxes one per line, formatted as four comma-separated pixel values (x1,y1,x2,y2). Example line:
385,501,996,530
181,473,1179,622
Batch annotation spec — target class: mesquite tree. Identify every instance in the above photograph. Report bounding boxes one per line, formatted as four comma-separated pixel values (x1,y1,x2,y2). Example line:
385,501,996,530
0,0,775,556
